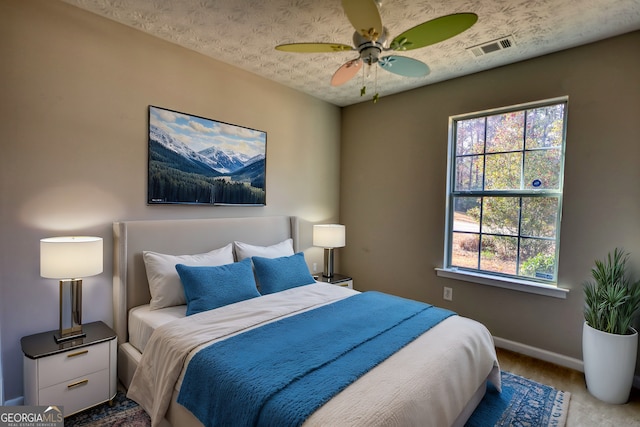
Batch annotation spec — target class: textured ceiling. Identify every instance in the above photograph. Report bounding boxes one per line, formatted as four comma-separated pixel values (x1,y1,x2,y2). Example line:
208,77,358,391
62,0,640,106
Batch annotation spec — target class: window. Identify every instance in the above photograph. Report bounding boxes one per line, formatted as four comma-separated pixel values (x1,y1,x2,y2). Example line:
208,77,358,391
443,97,568,286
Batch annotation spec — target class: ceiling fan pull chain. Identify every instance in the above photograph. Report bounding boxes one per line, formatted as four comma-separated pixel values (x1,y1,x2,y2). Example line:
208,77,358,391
373,64,379,103
360,62,366,96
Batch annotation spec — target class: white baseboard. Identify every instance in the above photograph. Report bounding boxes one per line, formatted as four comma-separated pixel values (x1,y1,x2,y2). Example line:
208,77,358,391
493,336,584,372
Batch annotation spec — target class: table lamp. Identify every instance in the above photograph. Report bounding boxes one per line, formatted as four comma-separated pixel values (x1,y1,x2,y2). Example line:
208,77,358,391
313,224,346,278
40,236,103,343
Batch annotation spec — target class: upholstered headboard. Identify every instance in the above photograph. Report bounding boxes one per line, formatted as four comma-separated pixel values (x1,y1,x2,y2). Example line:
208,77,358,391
112,216,298,343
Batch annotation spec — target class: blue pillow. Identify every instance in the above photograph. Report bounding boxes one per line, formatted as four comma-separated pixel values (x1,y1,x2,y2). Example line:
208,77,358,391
252,252,316,295
176,258,260,316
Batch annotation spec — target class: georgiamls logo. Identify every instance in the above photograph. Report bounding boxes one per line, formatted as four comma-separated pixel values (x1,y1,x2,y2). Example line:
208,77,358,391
0,405,64,426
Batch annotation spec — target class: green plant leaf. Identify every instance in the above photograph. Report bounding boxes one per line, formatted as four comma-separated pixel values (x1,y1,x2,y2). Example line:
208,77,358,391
583,248,639,335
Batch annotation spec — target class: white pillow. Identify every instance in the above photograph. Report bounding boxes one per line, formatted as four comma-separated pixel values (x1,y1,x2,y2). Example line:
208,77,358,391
234,238,294,261
143,244,235,310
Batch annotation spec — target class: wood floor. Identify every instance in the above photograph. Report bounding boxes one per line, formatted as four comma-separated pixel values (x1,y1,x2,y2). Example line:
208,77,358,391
496,348,640,426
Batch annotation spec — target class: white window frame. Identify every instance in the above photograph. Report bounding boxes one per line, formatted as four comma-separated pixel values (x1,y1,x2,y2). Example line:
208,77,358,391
437,97,570,299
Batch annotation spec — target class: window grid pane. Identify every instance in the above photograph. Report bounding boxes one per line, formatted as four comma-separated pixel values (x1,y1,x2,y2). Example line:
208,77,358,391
484,153,523,191
480,235,517,275
451,232,480,269
523,148,562,190
455,155,484,191
486,111,524,153
453,197,481,233
519,238,556,280
481,197,520,236
525,104,565,149
448,99,567,284
456,117,486,156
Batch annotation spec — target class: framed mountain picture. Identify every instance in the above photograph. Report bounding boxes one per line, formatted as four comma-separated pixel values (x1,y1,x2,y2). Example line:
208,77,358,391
147,106,266,206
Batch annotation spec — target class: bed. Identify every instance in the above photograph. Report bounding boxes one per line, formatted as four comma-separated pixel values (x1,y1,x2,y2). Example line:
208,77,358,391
113,216,500,427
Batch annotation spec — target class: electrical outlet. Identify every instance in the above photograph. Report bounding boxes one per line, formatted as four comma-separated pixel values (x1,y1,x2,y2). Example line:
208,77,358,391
313,262,318,273
443,287,453,301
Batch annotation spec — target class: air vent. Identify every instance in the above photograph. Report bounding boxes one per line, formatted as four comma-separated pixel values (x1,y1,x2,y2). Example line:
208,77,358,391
467,36,516,57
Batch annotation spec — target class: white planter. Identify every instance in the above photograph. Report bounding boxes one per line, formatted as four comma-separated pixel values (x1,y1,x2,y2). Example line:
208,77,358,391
582,321,638,404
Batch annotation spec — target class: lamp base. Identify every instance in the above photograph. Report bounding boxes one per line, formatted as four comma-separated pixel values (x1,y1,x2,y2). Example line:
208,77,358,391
323,248,335,278
57,279,84,344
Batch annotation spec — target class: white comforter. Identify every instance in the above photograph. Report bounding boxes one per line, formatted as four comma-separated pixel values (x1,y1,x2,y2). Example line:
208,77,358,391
128,283,500,427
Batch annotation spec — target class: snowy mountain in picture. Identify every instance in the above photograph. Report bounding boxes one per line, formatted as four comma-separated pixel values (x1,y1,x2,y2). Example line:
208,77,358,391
150,124,263,174
149,124,218,171
198,146,264,173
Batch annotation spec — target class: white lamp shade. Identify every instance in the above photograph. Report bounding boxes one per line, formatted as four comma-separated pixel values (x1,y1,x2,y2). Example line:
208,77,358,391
40,236,103,279
313,224,346,248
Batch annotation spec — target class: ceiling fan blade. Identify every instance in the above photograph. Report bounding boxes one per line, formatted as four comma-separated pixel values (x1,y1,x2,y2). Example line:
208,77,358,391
390,13,478,51
342,0,383,41
276,43,353,53
331,59,363,86
379,55,430,77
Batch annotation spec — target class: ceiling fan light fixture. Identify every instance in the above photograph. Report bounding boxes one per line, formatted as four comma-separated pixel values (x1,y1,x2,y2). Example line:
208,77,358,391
361,45,382,64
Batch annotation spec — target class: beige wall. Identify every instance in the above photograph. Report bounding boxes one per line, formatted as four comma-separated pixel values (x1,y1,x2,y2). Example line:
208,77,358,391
0,0,341,400
341,31,640,364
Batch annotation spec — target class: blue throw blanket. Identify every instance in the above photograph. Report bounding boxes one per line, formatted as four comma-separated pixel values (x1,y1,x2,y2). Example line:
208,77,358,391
177,291,455,427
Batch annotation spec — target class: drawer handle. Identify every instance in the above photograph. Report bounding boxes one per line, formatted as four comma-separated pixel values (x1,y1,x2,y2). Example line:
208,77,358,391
67,379,89,389
67,350,89,358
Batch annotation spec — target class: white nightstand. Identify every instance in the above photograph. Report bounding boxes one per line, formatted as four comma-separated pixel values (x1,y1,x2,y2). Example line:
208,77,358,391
315,273,353,289
21,321,117,417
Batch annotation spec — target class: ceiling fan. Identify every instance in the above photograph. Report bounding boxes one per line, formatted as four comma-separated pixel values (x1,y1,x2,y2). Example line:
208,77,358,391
276,0,478,102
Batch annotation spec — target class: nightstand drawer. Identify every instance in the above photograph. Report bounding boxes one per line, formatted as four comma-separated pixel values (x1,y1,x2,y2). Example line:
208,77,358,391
39,369,110,416
39,341,110,388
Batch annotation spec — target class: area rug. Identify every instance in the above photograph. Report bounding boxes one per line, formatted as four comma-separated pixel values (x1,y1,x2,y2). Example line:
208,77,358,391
466,371,571,427
64,391,150,427
64,371,570,426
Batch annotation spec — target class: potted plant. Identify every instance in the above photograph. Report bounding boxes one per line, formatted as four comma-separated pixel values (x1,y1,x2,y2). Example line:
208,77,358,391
583,248,640,404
